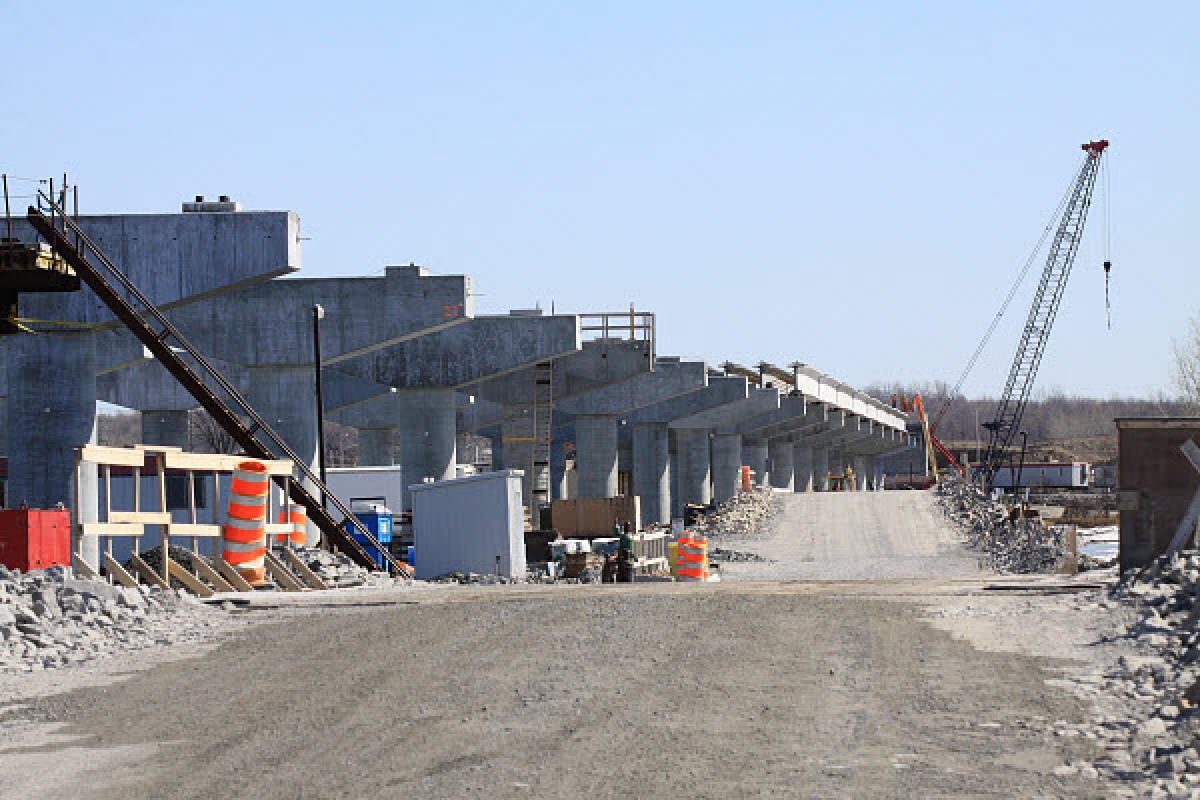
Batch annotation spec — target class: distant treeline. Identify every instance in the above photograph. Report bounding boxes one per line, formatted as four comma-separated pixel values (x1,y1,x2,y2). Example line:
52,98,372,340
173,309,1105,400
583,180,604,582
864,382,1194,442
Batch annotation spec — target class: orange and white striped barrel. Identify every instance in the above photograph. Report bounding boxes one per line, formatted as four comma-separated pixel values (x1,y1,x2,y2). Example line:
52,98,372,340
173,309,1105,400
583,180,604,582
276,503,306,546
676,532,708,582
222,461,269,585
740,466,753,492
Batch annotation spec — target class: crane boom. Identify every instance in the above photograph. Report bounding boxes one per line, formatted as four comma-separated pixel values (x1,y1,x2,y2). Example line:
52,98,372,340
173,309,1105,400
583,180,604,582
980,140,1109,486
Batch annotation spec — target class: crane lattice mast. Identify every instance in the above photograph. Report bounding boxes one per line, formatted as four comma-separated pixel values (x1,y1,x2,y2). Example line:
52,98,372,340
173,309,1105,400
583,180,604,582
980,139,1109,487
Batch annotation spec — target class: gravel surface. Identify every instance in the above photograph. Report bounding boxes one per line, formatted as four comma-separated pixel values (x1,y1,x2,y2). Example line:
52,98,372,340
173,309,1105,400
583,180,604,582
0,488,1146,799
2,589,1108,799
714,490,983,581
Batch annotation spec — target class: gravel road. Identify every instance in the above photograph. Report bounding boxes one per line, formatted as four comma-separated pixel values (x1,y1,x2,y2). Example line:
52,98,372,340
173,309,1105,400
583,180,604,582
715,490,983,581
0,490,1131,799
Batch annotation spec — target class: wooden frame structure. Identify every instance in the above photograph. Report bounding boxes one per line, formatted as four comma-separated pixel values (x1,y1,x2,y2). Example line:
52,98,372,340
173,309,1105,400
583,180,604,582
72,444,326,594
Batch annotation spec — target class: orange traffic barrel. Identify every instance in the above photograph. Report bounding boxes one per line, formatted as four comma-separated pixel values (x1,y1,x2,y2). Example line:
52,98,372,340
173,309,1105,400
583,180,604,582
676,532,708,582
223,461,269,585
740,466,753,492
276,503,306,546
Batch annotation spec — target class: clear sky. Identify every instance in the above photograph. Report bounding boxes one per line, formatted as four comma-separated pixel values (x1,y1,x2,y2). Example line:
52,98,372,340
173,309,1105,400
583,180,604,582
2,2,1195,398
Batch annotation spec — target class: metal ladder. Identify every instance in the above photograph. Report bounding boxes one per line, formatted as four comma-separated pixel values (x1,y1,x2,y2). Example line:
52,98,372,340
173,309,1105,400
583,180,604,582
26,193,407,575
529,360,554,512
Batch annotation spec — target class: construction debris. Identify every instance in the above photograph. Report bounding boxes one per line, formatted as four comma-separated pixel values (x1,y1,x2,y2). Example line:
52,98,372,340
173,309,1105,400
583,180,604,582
0,564,228,673
690,487,778,541
936,475,1069,574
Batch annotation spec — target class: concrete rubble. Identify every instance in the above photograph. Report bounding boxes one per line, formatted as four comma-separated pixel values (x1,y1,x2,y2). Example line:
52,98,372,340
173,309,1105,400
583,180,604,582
936,474,1068,574
285,547,399,589
0,564,227,673
688,487,778,541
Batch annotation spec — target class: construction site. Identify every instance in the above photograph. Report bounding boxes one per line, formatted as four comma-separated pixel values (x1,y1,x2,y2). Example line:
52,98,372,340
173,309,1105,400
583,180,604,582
4,6,1200,798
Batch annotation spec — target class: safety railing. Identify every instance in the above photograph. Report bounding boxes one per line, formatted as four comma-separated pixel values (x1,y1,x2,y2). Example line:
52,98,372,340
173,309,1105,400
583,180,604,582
579,306,655,357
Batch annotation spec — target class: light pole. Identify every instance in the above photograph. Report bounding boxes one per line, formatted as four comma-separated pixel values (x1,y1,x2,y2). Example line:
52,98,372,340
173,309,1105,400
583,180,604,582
313,304,327,509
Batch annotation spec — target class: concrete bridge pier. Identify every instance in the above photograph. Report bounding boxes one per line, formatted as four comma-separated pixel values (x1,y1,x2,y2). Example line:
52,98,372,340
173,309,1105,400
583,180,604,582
7,332,100,565
741,441,768,488
768,438,794,491
575,413,619,499
633,422,670,525
793,445,814,492
711,432,742,503
676,428,712,507
813,447,830,491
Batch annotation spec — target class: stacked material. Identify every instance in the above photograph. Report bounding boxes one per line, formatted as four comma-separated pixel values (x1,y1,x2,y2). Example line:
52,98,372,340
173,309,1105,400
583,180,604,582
689,487,777,540
936,475,1068,574
0,564,227,672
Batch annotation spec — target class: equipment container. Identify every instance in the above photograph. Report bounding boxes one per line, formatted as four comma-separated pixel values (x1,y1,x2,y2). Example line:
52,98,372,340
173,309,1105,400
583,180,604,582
0,509,71,572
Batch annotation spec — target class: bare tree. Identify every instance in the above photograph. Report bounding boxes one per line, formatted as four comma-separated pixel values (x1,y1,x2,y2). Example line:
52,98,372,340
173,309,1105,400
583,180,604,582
1173,317,1200,409
188,410,242,454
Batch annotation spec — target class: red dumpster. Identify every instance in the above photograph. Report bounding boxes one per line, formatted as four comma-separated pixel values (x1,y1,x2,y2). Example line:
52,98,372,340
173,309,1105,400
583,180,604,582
0,509,71,571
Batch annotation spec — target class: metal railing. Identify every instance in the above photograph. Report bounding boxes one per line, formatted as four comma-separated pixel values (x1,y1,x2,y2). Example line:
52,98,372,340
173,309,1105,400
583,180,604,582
579,306,655,362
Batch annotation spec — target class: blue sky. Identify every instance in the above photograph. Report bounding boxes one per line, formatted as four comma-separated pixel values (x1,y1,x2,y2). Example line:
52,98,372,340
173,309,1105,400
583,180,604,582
2,2,1195,397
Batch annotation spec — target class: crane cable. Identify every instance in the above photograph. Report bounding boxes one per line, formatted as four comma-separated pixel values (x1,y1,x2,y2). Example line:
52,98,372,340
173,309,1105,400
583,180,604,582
928,165,1079,433
1102,151,1113,330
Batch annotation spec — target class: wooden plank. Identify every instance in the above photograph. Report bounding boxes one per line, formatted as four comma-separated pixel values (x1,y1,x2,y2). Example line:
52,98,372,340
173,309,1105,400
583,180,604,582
110,510,172,524
133,444,183,451
263,552,307,592
191,556,236,592
129,553,168,588
159,450,294,475
263,523,294,536
212,556,255,592
80,522,144,537
166,523,222,538
281,548,329,590
103,553,139,588
72,552,101,579
77,444,148,467
166,557,214,598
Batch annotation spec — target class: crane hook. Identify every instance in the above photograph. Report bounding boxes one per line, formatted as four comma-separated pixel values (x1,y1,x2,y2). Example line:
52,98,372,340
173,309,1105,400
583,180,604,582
1104,260,1112,330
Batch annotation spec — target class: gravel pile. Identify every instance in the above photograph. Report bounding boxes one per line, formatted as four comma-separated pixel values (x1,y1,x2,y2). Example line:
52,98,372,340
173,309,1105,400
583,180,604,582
0,564,227,673
690,488,778,540
936,475,1068,574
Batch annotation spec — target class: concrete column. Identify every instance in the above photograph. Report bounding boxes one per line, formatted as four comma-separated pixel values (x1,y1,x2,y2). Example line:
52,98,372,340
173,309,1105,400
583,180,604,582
245,366,319,544
669,433,681,520
856,456,870,492
489,436,504,472
550,438,569,500
358,428,394,465
813,448,829,491
873,456,885,491
395,389,457,509
455,433,470,468
633,422,670,525
768,438,794,491
575,413,619,499
501,403,534,507
141,410,191,448
793,445,814,492
8,333,99,565
741,441,768,488
676,428,712,507
711,433,742,503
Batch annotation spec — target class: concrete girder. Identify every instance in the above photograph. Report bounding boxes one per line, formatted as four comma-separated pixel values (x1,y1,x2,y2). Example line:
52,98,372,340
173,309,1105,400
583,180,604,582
624,377,748,426
668,388,780,432
553,357,707,416
471,338,656,406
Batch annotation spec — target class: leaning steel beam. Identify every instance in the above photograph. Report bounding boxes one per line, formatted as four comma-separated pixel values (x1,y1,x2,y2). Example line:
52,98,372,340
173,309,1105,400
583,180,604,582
27,196,403,575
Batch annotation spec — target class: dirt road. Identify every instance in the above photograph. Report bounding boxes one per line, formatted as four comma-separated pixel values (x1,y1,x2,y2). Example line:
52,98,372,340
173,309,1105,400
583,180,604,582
0,491,1129,799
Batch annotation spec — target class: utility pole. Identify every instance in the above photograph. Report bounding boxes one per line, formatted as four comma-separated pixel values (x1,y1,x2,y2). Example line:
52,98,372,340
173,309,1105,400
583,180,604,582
313,304,327,509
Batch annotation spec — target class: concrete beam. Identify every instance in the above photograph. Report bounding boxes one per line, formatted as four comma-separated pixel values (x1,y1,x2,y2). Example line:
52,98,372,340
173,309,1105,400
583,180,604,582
668,388,780,431
553,357,706,416
624,377,748,425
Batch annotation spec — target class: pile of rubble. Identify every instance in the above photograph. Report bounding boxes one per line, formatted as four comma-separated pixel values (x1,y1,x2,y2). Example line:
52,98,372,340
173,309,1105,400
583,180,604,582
936,475,1068,574
690,487,777,540
286,547,397,589
0,564,228,672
